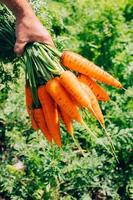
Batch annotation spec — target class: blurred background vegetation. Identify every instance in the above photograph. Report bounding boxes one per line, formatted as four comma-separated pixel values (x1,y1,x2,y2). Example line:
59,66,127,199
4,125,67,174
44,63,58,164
0,0,133,199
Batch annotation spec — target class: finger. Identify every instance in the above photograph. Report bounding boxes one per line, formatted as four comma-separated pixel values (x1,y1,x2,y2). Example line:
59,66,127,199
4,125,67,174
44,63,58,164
14,41,27,56
44,38,55,47
39,34,55,47
45,40,55,48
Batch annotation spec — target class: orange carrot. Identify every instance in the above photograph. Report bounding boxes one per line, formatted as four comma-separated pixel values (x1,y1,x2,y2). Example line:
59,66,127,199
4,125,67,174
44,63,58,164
78,79,105,127
59,108,73,136
25,84,38,130
38,85,61,148
46,77,83,123
78,74,110,101
69,94,82,108
33,108,52,143
61,51,122,88
59,71,94,113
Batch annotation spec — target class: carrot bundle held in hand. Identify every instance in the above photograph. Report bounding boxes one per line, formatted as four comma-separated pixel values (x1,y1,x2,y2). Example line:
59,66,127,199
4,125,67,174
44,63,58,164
22,42,123,162
24,44,122,157
0,12,124,161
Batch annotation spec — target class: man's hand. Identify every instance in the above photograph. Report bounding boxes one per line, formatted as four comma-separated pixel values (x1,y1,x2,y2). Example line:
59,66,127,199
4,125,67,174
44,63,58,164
1,0,54,56
15,14,54,56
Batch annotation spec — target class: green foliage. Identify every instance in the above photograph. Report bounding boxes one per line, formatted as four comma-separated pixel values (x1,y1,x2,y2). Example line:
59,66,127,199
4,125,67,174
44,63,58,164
0,0,133,199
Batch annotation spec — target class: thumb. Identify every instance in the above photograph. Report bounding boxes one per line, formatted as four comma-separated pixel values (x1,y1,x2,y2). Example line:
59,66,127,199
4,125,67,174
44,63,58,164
14,40,27,56
43,38,55,48
40,34,55,48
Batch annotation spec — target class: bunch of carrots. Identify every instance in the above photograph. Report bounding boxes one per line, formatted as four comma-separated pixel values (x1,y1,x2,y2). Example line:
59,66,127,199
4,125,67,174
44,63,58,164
0,10,123,158
25,45,123,150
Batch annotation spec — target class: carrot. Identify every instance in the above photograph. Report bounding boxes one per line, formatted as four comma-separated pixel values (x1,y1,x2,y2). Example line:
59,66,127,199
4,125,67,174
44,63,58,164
69,94,82,108
61,51,122,88
46,77,83,123
25,84,39,130
59,70,94,114
59,71,105,126
78,79,105,127
59,108,73,136
33,108,52,143
38,85,61,148
78,74,110,102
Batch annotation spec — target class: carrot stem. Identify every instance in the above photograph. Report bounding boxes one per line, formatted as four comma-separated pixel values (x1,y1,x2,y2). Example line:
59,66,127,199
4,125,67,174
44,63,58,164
81,120,97,140
72,135,86,157
103,127,119,163
41,43,62,57
25,48,40,106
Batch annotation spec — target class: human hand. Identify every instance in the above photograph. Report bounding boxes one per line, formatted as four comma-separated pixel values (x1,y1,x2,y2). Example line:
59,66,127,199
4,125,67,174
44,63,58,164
15,13,54,56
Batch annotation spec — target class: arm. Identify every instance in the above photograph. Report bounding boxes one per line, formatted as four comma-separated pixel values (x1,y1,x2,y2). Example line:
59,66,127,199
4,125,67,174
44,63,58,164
1,0,54,55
